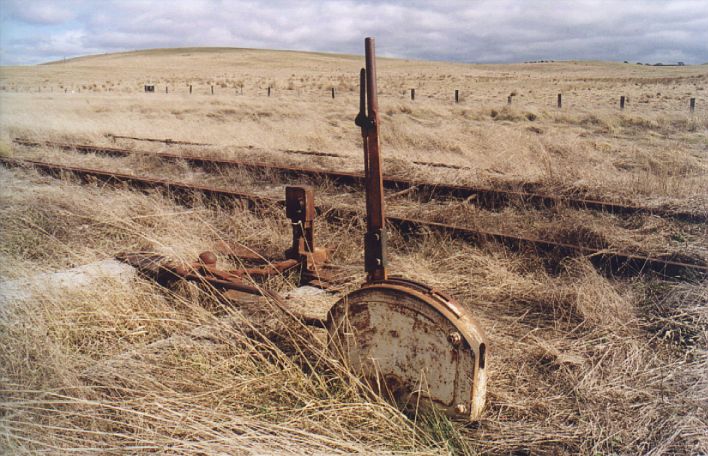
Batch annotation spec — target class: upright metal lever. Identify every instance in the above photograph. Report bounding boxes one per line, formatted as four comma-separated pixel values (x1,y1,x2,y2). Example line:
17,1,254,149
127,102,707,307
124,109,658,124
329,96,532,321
357,37,387,282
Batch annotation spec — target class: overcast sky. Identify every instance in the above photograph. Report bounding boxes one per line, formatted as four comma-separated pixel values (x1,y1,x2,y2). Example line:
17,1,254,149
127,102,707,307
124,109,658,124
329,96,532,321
1,0,707,65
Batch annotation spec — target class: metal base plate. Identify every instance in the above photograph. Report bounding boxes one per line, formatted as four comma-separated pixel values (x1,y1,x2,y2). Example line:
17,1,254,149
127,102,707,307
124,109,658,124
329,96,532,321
326,278,487,420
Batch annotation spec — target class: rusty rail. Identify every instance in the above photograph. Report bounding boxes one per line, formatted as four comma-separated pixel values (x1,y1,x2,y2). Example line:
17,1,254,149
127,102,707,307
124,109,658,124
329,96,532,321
283,149,343,158
2,156,705,279
106,134,211,146
112,134,470,169
107,134,467,166
14,138,705,224
1,155,272,209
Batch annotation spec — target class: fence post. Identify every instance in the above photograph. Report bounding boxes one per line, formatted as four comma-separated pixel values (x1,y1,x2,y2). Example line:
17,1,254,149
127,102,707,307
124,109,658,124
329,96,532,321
189,85,192,94
620,96,626,110
268,86,271,97
411,88,415,101
690,97,696,113
557,93,562,108
507,95,512,105
331,87,335,99
211,85,214,95
455,89,459,103
165,86,168,94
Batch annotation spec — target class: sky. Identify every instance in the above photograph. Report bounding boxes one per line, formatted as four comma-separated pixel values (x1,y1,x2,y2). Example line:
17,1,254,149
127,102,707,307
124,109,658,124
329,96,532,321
1,0,707,66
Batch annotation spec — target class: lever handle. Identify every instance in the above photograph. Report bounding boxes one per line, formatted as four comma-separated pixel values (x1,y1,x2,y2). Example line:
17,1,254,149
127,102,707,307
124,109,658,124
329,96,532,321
360,37,387,282
354,68,367,129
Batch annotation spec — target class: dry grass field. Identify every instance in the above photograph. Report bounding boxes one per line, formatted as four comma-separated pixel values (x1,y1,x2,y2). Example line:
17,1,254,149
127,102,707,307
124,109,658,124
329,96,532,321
1,48,707,455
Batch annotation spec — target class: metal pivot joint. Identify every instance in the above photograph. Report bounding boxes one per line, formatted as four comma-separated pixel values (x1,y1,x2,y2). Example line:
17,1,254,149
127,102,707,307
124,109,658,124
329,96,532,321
357,37,388,282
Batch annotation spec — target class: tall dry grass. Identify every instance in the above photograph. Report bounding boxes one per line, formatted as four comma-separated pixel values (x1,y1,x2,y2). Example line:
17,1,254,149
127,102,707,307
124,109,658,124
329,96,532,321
1,166,706,454
0,168,476,454
1,48,706,454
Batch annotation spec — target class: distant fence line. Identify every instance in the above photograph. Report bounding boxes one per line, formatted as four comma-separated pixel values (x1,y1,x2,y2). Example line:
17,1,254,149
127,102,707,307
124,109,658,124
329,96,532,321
1,84,702,113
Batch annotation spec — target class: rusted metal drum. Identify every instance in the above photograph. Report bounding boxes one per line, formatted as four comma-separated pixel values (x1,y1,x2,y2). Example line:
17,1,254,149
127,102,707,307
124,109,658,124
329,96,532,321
326,277,487,420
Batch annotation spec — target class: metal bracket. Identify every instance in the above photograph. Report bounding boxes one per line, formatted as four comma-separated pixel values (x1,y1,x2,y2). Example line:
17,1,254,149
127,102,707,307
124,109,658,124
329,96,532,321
285,185,329,283
364,228,387,272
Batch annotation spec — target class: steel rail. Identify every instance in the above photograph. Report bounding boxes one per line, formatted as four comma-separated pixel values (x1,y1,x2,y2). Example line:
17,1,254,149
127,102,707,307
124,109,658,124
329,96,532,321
106,134,211,146
112,133,470,167
14,138,705,224
2,156,705,279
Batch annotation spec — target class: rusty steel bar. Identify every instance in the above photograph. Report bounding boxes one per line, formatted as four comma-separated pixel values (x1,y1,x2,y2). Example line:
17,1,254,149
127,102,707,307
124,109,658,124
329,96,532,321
361,37,387,281
119,252,325,328
14,138,705,224
283,149,343,158
2,156,705,279
61,135,471,166
412,160,471,170
106,134,210,146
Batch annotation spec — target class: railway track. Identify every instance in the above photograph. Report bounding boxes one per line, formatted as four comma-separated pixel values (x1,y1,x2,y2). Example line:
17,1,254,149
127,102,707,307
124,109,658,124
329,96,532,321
14,138,704,224
107,133,471,168
2,156,705,279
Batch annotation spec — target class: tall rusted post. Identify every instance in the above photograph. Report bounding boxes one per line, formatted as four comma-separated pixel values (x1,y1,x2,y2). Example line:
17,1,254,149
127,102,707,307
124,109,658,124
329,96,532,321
455,89,459,103
268,86,271,97
557,93,562,108
331,87,335,99
507,95,512,105
620,95,625,110
411,88,415,101
355,37,387,282
189,85,192,94
690,97,696,113
211,85,214,95
165,86,168,94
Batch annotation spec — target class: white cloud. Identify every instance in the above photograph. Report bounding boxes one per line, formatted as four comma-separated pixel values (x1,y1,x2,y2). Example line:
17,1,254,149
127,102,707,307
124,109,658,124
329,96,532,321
2,0,78,24
1,0,707,65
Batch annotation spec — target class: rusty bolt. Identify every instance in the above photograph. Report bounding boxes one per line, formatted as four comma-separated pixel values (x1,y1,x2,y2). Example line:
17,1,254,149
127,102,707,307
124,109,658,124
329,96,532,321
454,403,468,415
198,251,218,266
448,331,462,347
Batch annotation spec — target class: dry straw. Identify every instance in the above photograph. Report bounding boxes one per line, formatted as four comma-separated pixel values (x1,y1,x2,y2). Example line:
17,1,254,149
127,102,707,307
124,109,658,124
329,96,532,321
1,48,707,454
